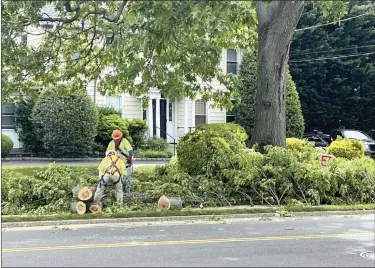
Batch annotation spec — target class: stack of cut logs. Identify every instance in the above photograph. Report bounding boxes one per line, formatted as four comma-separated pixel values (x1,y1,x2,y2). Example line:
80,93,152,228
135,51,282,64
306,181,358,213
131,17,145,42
71,186,103,215
71,186,183,215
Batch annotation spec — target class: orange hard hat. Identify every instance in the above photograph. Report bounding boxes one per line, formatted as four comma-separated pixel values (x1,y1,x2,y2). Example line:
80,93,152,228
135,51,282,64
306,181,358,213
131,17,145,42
111,129,123,140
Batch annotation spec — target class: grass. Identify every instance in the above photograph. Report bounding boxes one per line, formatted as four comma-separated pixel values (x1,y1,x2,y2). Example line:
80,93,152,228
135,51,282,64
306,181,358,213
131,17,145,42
2,204,374,223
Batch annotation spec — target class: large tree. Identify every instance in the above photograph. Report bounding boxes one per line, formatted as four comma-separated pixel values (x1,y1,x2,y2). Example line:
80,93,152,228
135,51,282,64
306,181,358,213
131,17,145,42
1,1,348,149
234,52,305,141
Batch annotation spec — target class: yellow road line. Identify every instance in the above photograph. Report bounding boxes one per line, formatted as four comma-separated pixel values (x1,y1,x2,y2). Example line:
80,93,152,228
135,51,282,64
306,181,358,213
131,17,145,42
2,232,373,253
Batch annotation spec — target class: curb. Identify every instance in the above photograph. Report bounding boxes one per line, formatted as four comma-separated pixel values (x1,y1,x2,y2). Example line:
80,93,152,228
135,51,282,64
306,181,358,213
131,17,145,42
2,210,374,228
2,157,171,162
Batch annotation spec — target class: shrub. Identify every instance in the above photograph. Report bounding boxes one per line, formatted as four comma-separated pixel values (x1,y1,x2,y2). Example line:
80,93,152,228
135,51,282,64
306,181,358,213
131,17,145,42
142,137,169,151
327,137,365,160
286,71,305,138
196,123,248,143
1,134,14,158
96,114,132,148
234,51,305,140
97,106,121,116
32,86,98,158
14,98,44,153
325,157,375,204
177,128,243,177
286,138,315,152
127,118,148,149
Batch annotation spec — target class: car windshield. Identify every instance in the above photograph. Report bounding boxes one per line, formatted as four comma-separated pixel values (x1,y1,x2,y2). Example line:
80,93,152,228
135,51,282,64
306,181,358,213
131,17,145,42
343,130,372,140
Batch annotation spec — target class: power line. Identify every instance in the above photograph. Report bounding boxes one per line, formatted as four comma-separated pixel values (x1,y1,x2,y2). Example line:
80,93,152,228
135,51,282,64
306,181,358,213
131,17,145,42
290,44,375,57
289,51,375,63
295,11,375,32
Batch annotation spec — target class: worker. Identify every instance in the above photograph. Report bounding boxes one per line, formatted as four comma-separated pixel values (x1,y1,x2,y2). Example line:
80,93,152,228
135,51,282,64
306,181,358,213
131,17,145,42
106,129,133,193
93,150,126,204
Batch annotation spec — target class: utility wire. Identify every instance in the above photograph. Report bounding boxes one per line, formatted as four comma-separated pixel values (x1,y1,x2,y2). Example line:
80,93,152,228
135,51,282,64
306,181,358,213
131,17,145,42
289,51,375,63
295,11,375,32
290,44,375,57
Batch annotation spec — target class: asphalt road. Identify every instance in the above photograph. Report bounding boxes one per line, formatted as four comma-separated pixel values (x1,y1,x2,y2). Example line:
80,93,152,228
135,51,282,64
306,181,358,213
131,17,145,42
1,159,169,167
2,214,375,267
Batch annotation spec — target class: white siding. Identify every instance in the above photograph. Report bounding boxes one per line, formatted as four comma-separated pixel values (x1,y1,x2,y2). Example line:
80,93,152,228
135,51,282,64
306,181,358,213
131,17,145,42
209,105,226,124
122,94,142,119
86,80,106,106
176,98,192,140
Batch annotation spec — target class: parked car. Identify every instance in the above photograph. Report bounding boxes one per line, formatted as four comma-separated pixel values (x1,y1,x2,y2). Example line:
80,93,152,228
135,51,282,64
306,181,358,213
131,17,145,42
368,129,375,140
330,129,375,158
303,131,329,149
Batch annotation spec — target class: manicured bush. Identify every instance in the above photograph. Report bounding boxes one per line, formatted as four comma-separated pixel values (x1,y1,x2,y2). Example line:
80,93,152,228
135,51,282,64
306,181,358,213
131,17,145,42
97,106,121,117
142,137,169,151
286,71,305,138
135,149,173,158
1,134,14,158
96,114,132,149
286,138,315,153
196,123,248,144
327,137,365,160
234,51,305,140
32,86,98,158
177,127,243,177
14,97,44,153
127,118,148,149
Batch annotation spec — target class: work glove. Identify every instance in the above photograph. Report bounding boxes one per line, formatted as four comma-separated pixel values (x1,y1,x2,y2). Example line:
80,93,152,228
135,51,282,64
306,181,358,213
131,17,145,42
127,156,132,165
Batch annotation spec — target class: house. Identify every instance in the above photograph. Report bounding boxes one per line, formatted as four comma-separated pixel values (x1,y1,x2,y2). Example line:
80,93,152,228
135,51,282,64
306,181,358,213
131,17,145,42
1,6,246,149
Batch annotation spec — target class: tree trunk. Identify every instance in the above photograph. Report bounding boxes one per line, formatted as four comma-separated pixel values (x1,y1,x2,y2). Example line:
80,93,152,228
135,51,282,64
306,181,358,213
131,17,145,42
251,1,305,151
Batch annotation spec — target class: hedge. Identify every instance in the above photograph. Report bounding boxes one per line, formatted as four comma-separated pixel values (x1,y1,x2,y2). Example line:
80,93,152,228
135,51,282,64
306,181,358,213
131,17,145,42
32,86,98,158
1,134,14,158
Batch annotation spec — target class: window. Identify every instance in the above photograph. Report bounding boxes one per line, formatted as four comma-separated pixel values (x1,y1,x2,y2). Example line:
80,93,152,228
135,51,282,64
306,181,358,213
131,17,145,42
226,49,237,74
195,100,206,126
169,102,173,121
1,104,16,129
226,101,236,122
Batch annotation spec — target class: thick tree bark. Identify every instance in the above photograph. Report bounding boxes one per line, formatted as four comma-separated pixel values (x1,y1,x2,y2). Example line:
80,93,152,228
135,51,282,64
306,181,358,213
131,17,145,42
251,1,305,151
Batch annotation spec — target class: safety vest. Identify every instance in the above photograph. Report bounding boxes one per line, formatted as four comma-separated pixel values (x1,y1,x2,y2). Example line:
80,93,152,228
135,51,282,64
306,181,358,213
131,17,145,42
106,138,133,161
98,155,126,176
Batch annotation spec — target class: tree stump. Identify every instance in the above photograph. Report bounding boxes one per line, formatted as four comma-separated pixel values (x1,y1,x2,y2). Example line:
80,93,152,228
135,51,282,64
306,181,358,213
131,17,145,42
89,201,103,214
157,196,182,211
72,186,96,202
70,201,86,215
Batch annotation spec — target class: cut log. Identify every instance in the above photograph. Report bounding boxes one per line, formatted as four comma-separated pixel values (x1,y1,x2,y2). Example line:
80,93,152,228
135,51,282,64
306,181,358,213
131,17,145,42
123,192,155,203
168,197,183,210
157,196,182,211
70,201,86,215
89,201,103,214
73,186,96,202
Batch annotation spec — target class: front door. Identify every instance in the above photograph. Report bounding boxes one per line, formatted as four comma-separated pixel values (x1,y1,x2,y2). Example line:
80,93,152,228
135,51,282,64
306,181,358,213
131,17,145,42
160,99,167,139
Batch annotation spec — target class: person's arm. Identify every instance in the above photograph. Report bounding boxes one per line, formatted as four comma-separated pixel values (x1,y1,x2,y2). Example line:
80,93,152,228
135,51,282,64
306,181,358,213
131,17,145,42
105,141,114,155
122,139,133,163
98,159,106,178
